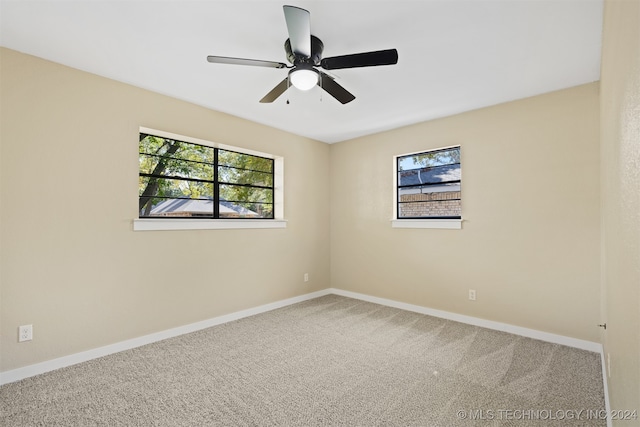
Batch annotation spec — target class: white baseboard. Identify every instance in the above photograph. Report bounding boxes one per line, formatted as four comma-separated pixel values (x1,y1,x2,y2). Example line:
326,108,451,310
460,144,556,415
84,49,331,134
600,349,613,427
329,288,602,352
0,289,331,385
1,287,604,388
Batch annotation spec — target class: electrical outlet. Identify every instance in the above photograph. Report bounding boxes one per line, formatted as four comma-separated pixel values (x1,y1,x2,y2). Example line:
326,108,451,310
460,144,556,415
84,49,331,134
468,289,476,301
304,273,309,282
19,325,33,342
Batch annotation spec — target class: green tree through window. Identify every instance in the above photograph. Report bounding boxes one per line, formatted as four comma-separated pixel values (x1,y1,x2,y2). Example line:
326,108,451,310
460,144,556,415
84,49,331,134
396,146,461,219
139,134,274,219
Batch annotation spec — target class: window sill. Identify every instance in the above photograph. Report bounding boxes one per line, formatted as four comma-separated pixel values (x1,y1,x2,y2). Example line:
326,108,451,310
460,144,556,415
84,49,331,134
391,219,462,229
133,218,287,231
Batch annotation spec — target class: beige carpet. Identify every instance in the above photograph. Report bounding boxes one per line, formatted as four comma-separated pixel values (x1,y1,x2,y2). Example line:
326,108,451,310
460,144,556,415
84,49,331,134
0,295,606,426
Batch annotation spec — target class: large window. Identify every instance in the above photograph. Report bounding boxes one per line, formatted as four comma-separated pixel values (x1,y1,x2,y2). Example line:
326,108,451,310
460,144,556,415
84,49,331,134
396,146,461,219
139,133,275,219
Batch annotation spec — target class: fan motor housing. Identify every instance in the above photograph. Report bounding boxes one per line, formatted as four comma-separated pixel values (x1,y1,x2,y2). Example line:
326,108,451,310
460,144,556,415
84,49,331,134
285,35,324,65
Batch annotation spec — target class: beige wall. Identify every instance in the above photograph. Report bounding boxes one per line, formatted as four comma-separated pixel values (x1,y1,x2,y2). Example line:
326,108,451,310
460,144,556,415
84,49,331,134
0,48,331,372
330,83,601,342
600,0,640,414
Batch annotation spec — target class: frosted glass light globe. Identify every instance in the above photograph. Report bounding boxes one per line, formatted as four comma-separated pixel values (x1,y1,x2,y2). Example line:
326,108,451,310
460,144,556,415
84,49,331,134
289,68,318,91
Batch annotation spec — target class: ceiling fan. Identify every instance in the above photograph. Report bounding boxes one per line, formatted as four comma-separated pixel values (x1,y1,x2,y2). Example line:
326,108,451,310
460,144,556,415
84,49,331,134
206,5,399,104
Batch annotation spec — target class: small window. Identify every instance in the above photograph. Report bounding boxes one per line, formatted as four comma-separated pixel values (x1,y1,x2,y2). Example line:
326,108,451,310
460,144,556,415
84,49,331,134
396,146,461,219
139,133,275,219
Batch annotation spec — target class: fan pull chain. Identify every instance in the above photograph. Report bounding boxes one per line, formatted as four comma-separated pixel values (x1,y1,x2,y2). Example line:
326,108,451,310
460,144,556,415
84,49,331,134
286,77,290,104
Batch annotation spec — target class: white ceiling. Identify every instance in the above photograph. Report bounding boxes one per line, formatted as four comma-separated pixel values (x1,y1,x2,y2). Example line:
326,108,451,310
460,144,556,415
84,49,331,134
0,0,603,143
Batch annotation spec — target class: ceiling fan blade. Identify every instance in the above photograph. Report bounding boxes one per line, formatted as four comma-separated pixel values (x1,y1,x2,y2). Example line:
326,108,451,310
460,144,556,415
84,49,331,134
207,55,287,69
319,72,355,104
283,5,311,58
259,78,289,103
321,49,398,70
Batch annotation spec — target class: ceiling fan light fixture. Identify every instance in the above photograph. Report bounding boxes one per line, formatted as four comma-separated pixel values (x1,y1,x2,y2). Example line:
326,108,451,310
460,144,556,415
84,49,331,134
289,67,319,91
208,6,397,104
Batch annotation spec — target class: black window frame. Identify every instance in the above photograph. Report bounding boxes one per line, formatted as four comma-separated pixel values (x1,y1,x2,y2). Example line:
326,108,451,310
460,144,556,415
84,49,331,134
396,146,461,220
139,133,275,219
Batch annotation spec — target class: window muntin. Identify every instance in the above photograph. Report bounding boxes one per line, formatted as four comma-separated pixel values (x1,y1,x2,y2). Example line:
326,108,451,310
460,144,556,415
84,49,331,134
139,133,274,219
396,146,461,219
